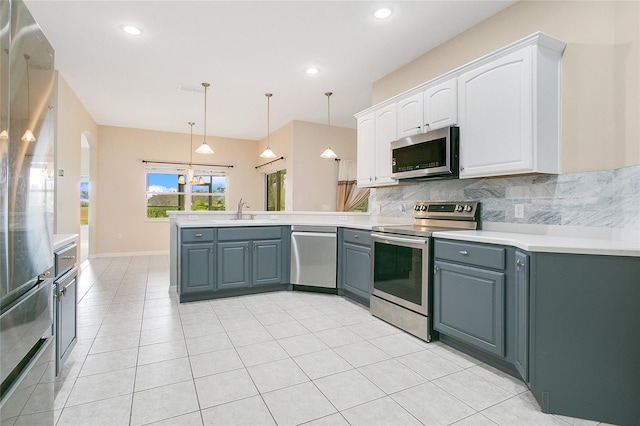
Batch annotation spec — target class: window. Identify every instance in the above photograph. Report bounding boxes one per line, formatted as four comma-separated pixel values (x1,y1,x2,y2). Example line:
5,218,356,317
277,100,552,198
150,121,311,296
351,198,368,212
266,169,286,211
146,168,227,218
191,175,226,211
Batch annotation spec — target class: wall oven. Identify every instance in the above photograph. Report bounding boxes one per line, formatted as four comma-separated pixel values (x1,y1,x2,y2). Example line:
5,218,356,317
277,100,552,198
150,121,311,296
371,201,479,342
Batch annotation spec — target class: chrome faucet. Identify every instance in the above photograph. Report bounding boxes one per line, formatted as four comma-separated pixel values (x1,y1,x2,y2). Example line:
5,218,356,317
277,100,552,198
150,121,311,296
237,198,250,220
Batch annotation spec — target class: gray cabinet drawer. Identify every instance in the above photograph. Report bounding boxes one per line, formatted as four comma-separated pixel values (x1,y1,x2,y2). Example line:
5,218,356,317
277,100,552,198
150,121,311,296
343,228,371,246
435,239,505,270
182,228,215,243
218,226,282,241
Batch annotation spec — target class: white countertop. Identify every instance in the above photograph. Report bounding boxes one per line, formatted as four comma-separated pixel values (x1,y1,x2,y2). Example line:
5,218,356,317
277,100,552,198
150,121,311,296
170,211,640,257
53,234,79,250
433,229,640,257
171,210,411,231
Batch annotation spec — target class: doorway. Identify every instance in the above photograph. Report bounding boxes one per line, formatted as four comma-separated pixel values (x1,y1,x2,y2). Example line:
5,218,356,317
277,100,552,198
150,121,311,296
80,134,90,262
266,169,286,211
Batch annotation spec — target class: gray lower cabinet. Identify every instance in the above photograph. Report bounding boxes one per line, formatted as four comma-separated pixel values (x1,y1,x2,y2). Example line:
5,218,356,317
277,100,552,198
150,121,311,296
217,227,286,289
338,228,371,306
217,238,282,288
514,250,529,382
253,239,283,286
217,241,250,289
434,239,508,359
433,259,506,357
180,228,216,294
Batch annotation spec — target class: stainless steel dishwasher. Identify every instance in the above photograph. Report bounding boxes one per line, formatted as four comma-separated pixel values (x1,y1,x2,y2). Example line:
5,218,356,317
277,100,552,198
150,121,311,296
290,225,337,289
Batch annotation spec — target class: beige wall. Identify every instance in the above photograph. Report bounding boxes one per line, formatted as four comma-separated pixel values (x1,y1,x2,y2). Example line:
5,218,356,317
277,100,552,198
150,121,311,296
291,121,357,211
96,126,260,256
55,73,98,241
372,0,640,173
255,120,357,211
256,121,295,210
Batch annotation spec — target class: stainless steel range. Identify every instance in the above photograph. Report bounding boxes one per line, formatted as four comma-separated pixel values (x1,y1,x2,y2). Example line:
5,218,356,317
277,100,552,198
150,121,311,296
370,201,479,342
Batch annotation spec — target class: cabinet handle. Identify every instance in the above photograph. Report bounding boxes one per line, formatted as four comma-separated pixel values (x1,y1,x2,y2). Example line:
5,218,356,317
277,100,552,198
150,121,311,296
61,280,74,296
61,255,75,260
516,259,525,270
460,167,464,172
195,233,202,237
458,250,468,255
244,245,248,250
434,265,439,274
353,234,358,239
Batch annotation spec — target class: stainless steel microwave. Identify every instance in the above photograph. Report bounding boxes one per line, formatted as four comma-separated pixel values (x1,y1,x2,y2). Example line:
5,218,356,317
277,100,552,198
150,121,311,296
391,126,459,180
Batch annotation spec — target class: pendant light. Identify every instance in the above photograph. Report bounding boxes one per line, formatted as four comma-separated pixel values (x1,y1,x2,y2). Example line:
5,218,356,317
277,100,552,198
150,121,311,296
320,91,337,159
260,93,277,158
178,121,206,185
178,122,196,185
195,82,214,154
21,54,36,143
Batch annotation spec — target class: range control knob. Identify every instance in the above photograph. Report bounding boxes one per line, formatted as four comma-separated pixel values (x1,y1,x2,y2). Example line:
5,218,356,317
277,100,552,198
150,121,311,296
420,205,428,211
463,205,473,212
454,204,463,212
414,205,421,211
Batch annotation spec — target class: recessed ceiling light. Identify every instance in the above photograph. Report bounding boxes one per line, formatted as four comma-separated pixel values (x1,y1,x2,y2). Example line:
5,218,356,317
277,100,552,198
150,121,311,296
120,25,143,36
374,8,392,19
305,67,319,75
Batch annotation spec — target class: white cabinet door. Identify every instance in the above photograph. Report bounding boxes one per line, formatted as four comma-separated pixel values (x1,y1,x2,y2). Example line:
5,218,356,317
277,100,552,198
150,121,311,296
356,112,375,186
374,104,397,186
396,92,423,138
423,78,458,131
458,47,533,178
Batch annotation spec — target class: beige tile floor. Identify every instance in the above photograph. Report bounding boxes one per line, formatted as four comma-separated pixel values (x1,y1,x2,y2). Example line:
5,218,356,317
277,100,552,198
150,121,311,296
49,255,604,426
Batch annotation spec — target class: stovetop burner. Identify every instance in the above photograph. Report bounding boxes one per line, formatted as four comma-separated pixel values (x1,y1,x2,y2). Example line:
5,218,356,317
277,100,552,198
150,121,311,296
372,201,480,237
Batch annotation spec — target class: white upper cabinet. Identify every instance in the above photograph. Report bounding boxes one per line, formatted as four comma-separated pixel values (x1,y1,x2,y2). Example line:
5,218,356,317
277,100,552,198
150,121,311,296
356,112,375,187
458,34,565,178
396,92,423,138
355,32,565,182
355,106,398,188
423,79,458,132
374,104,397,186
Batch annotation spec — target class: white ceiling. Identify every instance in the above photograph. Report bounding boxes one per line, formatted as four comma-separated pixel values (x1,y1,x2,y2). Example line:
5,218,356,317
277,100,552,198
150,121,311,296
24,0,516,141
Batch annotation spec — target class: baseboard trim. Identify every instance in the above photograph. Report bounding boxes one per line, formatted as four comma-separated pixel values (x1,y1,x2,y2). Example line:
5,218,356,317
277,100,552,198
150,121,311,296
92,250,169,258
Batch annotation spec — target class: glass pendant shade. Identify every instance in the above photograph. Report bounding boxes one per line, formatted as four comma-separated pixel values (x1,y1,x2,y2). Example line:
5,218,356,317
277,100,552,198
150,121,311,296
21,129,36,142
321,91,337,159
197,176,205,185
195,142,214,154
178,175,186,185
260,93,277,158
0,130,8,139
197,82,214,154
320,147,337,159
260,147,276,159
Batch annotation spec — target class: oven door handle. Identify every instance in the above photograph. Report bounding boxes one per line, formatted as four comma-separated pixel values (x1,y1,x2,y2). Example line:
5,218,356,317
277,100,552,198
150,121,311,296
371,232,428,246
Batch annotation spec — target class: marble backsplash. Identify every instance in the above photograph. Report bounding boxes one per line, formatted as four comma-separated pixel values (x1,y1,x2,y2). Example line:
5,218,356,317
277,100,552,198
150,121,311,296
370,164,640,235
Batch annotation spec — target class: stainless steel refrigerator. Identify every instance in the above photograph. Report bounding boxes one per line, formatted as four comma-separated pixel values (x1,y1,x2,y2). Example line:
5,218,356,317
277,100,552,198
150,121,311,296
1,0,56,423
